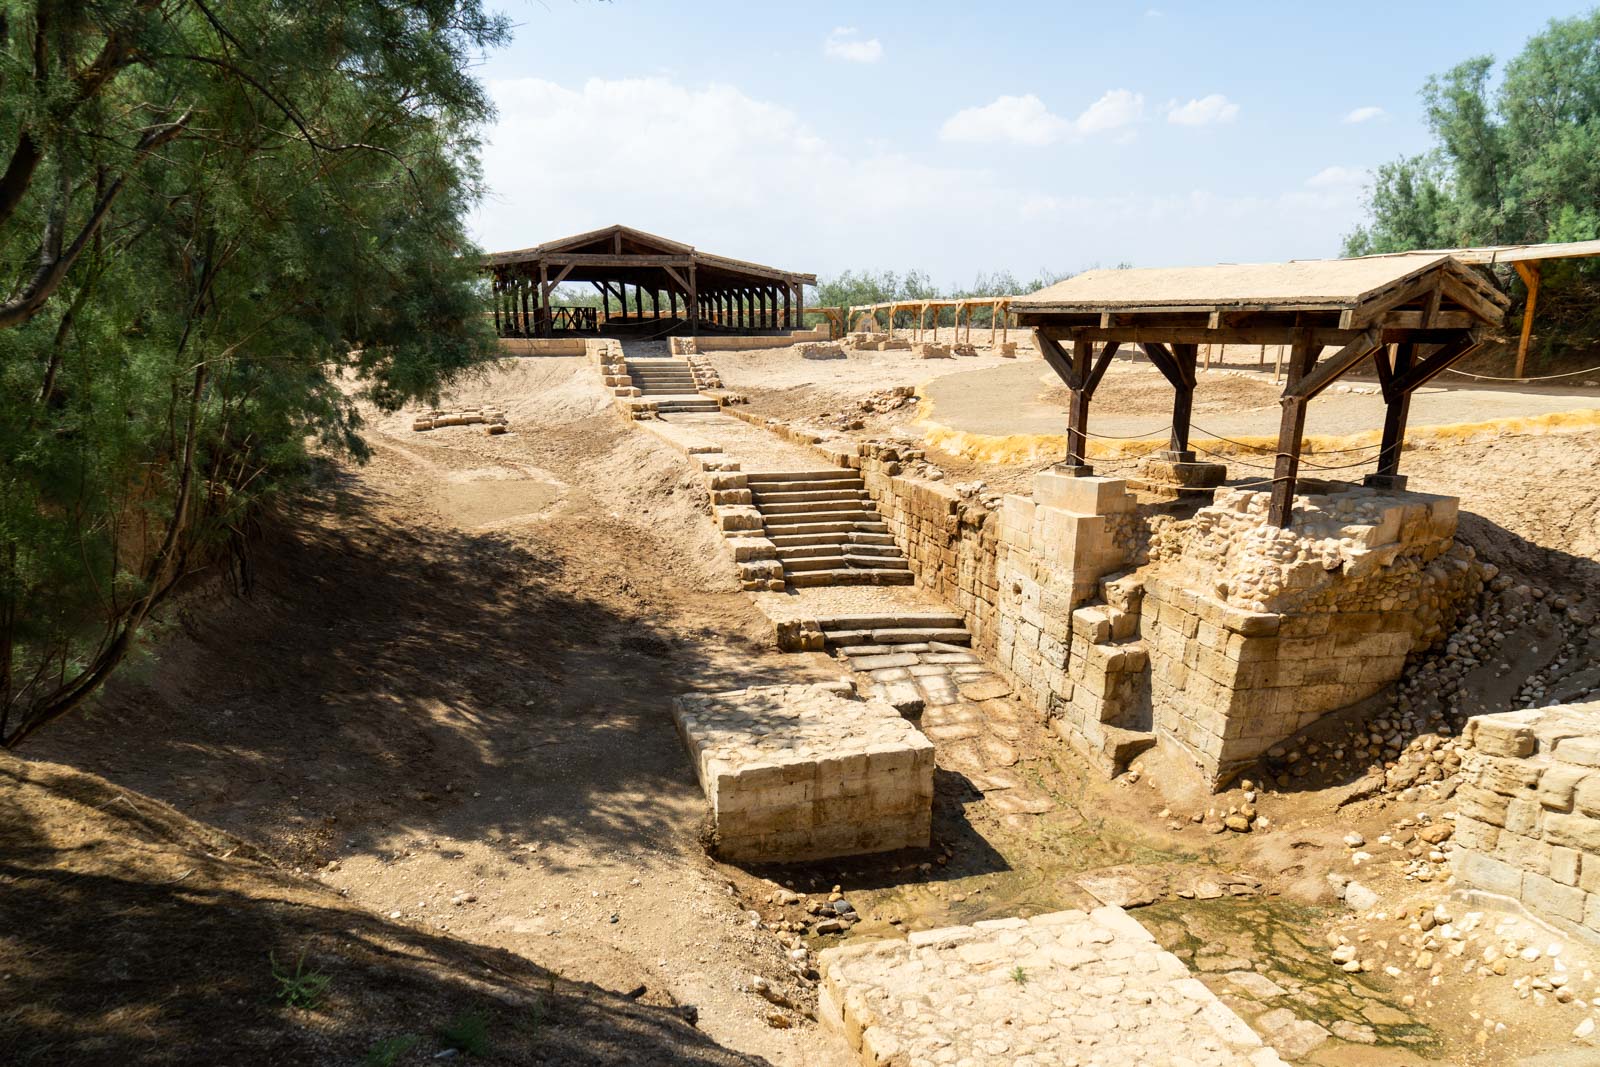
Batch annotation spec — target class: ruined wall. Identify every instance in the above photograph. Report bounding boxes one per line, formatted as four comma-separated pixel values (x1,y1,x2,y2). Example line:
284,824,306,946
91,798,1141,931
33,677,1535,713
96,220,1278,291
1453,701,1600,945
854,445,1483,786
1136,486,1485,783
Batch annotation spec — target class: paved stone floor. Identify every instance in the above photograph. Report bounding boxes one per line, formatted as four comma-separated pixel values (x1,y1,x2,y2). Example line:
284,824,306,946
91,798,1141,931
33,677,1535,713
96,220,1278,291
840,641,1059,820
819,907,1288,1067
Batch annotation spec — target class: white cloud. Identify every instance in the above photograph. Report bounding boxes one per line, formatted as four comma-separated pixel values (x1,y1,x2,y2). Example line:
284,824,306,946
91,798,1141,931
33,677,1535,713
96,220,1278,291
939,89,1144,146
1306,165,1366,189
1343,105,1386,124
1073,89,1145,134
471,76,1367,282
824,27,882,63
939,94,1071,146
1166,94,1239,126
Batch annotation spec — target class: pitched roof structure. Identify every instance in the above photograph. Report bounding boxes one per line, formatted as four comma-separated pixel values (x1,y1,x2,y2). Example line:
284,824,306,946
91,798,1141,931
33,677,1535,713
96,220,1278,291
482,225,815,338
1011,253,1510,527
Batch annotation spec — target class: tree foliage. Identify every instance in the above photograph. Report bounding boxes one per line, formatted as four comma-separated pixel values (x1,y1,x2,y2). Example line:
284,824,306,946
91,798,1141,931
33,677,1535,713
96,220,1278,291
811,267,1074,326
0,1,507,746
1344,11,1600,362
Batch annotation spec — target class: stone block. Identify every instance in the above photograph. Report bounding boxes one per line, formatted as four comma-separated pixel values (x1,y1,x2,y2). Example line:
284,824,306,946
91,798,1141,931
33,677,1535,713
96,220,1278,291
1540,765,1588,812
1033,470,1134,516
1545,812,1600,853
1525,873,1587,923
1456,850,1525,898
1476,718,1537,758
673,685,933,863
715,505,764,532
1552,845,1583,887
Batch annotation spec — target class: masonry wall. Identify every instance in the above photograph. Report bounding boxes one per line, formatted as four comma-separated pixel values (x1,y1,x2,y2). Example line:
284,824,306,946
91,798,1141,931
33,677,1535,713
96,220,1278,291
1452,702,1600,942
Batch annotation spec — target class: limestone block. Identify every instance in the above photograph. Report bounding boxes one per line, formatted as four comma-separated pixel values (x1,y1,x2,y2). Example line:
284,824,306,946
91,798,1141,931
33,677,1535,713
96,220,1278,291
1525,873,1587,923
711,489,753,506
716,505,764,532
1557,736,1600,768
1457,850,1525,898
1545,812,1600,853
674,684,933,863
1542,766,1590,812
1476,717,1537,758
1552,845,1583,887
726,536,776,562
1033,471,1134,516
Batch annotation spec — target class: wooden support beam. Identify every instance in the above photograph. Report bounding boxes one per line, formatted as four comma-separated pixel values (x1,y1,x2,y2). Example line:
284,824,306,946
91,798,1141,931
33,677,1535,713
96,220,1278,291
1169,343,1198,455
1392,336,1482,394
1065,339,1092,469
1268,329,1318,528
1034,330,1085,390
537,263,549,338
1085,341,1121,395
1514,261,1540,378
1284,328,1382,401
1372,344,1415,482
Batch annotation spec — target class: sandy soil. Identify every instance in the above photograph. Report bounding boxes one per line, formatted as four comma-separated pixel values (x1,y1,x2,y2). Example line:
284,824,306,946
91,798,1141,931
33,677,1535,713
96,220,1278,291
25,354,852,1066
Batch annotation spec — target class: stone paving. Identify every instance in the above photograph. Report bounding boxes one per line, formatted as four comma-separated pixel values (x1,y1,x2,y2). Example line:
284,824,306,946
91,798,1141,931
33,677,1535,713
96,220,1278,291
818,906,1288,1067
840,641,1059,820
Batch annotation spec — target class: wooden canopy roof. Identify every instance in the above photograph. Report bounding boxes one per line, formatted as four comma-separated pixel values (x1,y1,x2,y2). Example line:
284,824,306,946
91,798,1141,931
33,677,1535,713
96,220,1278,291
1012,254,1510,528
1013,254,1507,334
483,224,816,291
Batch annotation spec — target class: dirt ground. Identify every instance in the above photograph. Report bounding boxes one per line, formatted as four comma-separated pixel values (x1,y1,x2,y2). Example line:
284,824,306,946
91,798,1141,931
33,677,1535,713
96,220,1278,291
12,343,1600,1065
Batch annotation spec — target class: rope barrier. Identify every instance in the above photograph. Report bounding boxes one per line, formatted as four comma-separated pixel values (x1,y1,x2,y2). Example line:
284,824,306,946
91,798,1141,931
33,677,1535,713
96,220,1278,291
1444,364,1600,382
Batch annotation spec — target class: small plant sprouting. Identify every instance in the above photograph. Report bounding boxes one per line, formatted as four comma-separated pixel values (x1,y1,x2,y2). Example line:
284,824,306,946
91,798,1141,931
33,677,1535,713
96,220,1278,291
437,1011,492,1056
1010,965,1029,986
363,1034,420,1066
270,951,332,1010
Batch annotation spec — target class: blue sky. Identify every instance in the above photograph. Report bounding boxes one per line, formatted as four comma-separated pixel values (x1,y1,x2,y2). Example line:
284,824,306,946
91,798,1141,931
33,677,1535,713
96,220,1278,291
471,0,1592,287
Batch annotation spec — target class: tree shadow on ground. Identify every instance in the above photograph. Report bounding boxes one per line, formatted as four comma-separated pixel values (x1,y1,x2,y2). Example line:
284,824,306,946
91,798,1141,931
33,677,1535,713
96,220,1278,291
28,464,809,875
0,753,763,1067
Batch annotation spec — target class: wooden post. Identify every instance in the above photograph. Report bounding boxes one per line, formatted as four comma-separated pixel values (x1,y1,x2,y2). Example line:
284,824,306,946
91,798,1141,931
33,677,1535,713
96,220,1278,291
669,290,678,319
1066,339,1092,470
782,283,792,329
1169,343,1198,457
1370,343,1414,486
634,284,643,320
688,266,698,334
1514,261,1540,378
1268,330,1317,527
1273,343,1283,383
537,263,549,338
651,288,660,321
600,283,610,324
491,275,502,336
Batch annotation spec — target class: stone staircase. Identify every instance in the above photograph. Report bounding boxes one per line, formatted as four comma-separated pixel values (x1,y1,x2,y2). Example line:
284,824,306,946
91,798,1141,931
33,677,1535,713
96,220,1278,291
818,611,971,649
623,358,719,413
745,470,914,588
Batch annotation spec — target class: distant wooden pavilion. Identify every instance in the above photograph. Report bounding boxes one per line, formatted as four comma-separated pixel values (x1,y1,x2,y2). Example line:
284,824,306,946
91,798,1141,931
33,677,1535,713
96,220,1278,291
483,225,816,339
1010,254,1510,527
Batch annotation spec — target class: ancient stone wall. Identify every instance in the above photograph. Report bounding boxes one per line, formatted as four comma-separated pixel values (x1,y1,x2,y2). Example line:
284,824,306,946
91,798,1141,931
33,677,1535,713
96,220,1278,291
1136,486,1484,782
1453,701,1600,944
853,442,1482,786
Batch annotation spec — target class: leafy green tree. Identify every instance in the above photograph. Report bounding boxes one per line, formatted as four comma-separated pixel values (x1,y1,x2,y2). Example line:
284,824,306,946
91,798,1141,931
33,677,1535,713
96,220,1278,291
1345,11,1600,363
0,1,507,746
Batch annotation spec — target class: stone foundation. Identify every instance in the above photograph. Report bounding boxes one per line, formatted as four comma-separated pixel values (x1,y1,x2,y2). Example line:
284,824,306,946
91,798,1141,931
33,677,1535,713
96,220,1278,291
672,684,934,863
1452,701,1600,946
818,907,1286,1066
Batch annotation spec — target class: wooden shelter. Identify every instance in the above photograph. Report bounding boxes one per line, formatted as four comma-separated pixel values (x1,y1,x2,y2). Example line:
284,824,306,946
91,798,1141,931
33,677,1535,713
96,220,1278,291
847,297,1014,347
483,225,816,340
1010,254,1509,527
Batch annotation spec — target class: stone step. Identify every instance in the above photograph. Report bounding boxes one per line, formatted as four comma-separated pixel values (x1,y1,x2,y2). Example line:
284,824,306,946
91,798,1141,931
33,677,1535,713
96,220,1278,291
776,542,901,559
654,399,719,412
749,488,869,505
822,626,971,646
756,498,874,517
744,470,860,485
786,569,915,588
817,612,967,632
763,519,890,538
768,530,896,548
746,477,867,494
782,554,909,573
